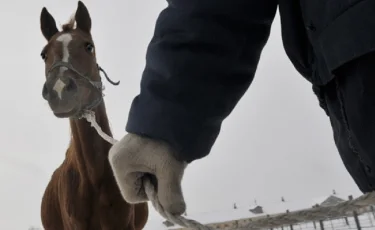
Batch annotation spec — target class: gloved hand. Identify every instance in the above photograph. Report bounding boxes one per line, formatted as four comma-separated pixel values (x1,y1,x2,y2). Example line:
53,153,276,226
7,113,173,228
108,133,187,215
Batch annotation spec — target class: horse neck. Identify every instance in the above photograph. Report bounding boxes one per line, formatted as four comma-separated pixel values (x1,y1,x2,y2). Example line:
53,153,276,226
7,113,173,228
68,101,113,183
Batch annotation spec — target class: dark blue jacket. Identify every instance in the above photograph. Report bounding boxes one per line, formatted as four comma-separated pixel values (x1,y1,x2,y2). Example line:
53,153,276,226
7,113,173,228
126,0,375,163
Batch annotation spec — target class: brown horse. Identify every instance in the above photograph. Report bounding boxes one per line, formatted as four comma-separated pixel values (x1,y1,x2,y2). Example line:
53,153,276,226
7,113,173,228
39,2,148,229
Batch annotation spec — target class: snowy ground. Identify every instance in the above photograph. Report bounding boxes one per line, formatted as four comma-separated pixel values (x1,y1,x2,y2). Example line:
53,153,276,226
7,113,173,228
27,194,374,230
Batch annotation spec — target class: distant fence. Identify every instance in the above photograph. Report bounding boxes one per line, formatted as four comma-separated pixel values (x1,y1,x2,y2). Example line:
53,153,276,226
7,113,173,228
266,206,375,230
174,194,375,230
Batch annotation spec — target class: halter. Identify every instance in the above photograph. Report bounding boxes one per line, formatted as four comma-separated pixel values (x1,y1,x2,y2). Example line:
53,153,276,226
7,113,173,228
47,61,120,118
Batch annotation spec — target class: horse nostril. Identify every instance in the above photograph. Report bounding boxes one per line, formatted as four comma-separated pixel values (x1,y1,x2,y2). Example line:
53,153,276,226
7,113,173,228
42,83,49,100
65,78,77,92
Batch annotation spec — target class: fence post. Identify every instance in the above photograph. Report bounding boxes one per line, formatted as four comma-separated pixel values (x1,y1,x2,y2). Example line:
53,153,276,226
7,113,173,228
268,214,273,230
287,210,293,230
313,204,324,230
349,195,362,230
311,206,317,229
319,220,324,230
353,210,361,230
345,217,349,225
371,205,375,219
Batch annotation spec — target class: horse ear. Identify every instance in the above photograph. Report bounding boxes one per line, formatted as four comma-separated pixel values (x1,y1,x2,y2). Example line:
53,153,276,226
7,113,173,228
40,7,59,41
75,1,91,33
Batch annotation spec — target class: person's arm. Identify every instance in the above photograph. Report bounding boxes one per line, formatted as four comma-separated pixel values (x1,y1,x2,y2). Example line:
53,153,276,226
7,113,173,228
126,0,278,163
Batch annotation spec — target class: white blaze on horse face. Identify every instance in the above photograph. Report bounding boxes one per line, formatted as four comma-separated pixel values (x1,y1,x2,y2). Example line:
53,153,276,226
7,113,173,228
53,33,73,99
53,79,67,100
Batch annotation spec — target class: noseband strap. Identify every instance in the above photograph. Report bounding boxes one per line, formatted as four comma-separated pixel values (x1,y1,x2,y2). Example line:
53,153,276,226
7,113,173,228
47,61,120,89
46,61,120,117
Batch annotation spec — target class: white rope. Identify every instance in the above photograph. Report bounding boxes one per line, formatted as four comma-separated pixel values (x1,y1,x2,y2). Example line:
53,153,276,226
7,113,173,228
83,111,375,230
82,111,117,145
82,111,211,230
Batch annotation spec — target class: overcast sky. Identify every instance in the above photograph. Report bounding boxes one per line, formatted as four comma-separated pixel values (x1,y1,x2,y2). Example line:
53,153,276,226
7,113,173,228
0,0,363,229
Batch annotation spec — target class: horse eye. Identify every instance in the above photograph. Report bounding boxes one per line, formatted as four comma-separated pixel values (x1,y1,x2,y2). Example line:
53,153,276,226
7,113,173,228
85,43,95,53
41,52,47,60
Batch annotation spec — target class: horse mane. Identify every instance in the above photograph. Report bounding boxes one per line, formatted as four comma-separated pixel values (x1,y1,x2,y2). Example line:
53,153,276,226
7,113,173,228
61,13,76,32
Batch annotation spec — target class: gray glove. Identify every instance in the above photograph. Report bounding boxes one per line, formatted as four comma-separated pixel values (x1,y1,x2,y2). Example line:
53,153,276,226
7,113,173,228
108,133,187,215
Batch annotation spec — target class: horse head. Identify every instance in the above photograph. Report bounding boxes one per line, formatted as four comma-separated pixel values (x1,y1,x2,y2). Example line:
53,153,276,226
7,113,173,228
39,1,118,119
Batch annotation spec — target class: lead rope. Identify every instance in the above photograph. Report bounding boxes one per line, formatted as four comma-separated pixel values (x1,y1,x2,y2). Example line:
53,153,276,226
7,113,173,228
82,111,212,230
81,111,375,230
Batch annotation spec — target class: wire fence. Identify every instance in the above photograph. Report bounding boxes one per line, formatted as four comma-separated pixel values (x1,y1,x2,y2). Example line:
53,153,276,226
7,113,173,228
268,206,375,230
173,194,375,230
199,206,375,230
26,207,375,230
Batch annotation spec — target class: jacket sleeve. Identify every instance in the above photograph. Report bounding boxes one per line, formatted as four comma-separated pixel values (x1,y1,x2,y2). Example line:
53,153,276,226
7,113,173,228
126,0,278,163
